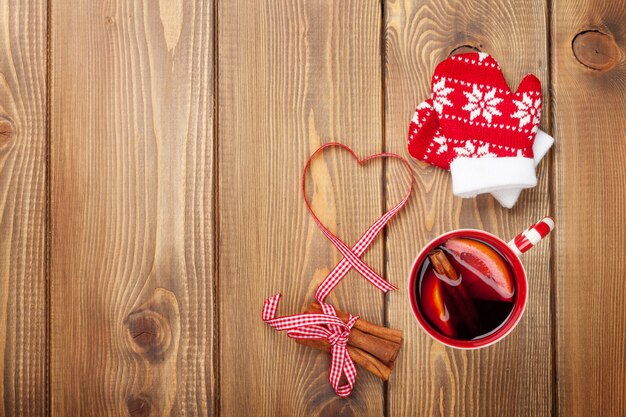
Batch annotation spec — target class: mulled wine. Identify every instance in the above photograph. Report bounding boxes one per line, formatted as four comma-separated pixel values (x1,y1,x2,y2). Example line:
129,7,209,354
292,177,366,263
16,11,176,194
415,237,516,341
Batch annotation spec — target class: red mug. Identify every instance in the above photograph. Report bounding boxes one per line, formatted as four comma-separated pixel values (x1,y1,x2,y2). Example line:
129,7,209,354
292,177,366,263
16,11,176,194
408,217,554,349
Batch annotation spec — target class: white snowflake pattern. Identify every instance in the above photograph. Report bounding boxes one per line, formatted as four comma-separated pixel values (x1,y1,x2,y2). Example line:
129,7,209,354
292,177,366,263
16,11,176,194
411,101,432,124
433,135,448,154
512,93,541,129
432,78,454,113
462,85,503,123
453,141,498,158
477,52,489,62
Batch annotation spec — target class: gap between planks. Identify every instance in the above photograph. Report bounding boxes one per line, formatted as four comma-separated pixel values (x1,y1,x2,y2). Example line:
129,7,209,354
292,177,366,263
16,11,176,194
212,0,221,416
379,0,390,416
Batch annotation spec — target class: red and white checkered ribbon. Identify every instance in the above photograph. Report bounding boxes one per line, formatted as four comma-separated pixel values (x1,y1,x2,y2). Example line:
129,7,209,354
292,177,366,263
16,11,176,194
262,294,359,397
262,143,414,397
302,143,415,303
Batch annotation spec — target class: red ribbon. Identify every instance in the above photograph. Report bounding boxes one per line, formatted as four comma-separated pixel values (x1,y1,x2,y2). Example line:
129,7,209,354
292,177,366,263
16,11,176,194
262,143,414,396
263,294,359,396
302,143,414,302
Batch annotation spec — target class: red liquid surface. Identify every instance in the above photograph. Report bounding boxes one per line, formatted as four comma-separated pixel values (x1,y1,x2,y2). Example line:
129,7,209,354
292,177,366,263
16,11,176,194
416,238,516,341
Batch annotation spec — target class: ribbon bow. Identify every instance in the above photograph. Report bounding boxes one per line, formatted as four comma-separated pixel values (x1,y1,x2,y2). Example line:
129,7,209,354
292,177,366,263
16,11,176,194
262,143,414,396
262,294,358,397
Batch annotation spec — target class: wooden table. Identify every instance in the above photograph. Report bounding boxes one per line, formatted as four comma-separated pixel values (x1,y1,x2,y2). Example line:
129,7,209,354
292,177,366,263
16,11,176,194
1,0,624,416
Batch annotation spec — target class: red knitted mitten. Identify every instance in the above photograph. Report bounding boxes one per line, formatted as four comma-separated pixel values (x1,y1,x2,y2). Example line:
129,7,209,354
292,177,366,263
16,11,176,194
407,52,543,198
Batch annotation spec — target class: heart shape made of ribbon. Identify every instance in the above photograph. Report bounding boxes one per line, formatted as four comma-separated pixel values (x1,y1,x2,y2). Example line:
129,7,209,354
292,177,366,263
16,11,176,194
263,142,414,397
301,142,415,303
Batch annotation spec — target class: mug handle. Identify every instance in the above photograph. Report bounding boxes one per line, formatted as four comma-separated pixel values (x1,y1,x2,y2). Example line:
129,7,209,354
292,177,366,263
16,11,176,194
508,216,555,256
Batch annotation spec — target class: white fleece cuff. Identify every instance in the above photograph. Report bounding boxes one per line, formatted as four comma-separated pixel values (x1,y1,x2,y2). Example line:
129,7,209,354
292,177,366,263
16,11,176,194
490,129,554,208
451,156,537,197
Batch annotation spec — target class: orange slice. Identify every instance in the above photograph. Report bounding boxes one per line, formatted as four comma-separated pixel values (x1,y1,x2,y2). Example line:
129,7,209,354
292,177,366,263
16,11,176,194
420,268,458,337
444,238,515,301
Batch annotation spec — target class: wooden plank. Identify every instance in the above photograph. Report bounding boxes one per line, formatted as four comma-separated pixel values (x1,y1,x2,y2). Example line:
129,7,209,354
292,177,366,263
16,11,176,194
50,1,215,415
383,0,553,415
552,0,626,415
218,1,386,415
0,1,47,416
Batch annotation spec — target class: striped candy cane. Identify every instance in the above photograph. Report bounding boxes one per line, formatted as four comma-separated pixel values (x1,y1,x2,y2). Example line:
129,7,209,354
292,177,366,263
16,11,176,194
508,216,555,256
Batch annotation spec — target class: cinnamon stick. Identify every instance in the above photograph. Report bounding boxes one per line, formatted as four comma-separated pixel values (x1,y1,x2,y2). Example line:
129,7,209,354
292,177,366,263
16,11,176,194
429,249,459,280
306,303,402,363
307,302,403,344
295,338,392,381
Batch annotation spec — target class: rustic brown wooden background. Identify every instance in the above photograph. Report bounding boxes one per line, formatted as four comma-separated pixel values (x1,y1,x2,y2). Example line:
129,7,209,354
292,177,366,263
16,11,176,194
0,0,624,416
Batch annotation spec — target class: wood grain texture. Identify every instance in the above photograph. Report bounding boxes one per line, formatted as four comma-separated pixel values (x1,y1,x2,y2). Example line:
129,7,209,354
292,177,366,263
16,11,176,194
50,1,215,416
0,1,47,416
383,0,553,415
0,1,622,415
552,0,626,415
218,1,387,415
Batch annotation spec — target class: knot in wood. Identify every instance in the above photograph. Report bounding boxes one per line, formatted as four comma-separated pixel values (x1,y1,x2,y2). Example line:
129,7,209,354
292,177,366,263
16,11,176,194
572,30,619,71
125,288,179,361
128,315,159,347
0,117,15,148
126,395,152,417
125,309,172,359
